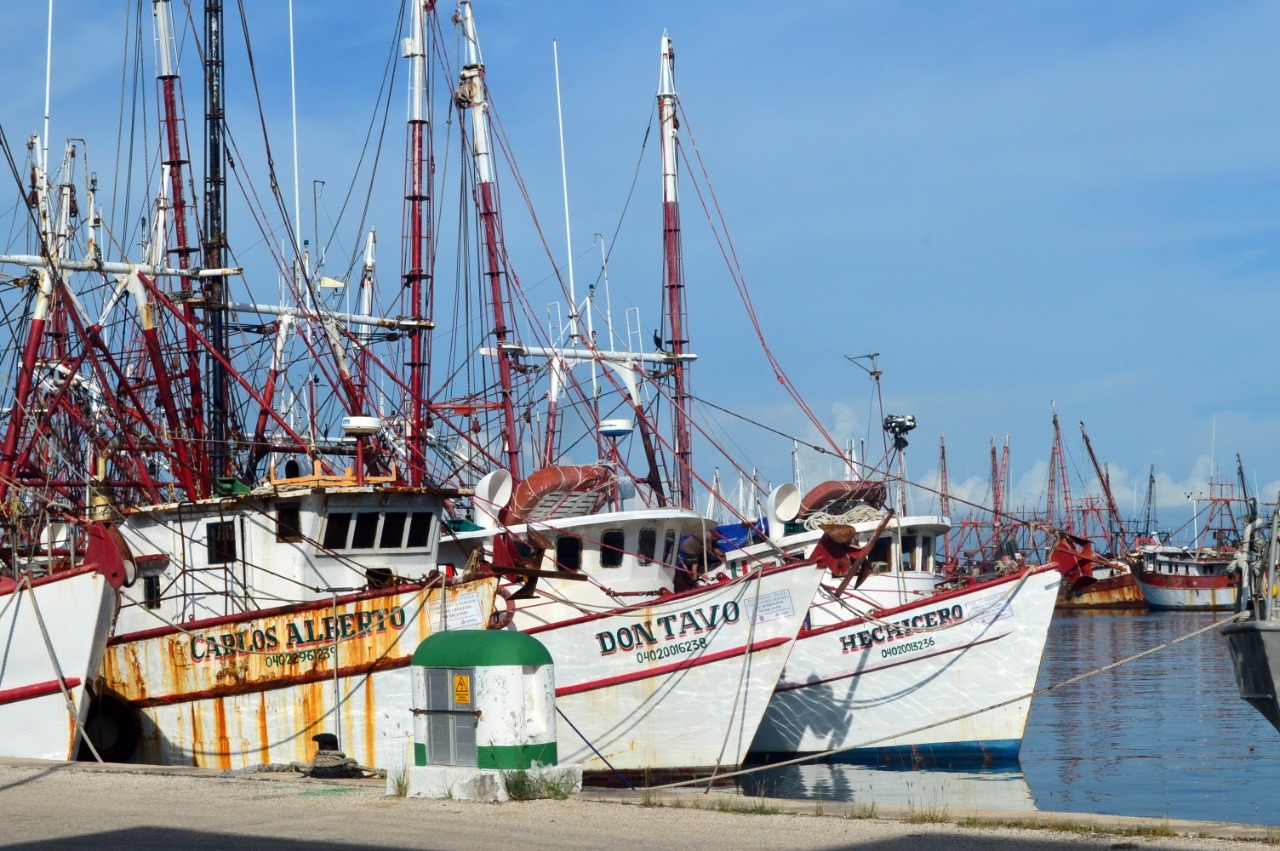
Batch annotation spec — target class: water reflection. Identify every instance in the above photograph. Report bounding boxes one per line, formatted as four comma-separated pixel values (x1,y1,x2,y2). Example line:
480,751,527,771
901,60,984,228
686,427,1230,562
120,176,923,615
748,610,1280,826
1021,609,1280,825
740,761,1037,812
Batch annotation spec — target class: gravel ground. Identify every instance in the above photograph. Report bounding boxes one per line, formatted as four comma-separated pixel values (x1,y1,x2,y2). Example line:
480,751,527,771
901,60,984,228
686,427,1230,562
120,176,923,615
0,759,1274,850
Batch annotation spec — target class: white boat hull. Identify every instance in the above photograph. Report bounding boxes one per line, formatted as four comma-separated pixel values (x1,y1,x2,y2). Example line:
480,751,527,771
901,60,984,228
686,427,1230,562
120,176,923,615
0,568,117,760
750,566,1061,761
524,561,824,774
1133,573,1237,611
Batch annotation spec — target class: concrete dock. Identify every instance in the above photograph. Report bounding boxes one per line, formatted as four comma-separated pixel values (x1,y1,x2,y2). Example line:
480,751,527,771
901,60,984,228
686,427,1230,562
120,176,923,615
0,758,1274,850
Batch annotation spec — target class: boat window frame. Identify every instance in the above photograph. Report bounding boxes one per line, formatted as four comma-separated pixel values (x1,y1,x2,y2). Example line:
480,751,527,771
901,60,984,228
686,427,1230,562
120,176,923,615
601,529,626,568
662,529,677,566
638,528,657,565
556,535,583,572
207,520,237,565
275,502,303,543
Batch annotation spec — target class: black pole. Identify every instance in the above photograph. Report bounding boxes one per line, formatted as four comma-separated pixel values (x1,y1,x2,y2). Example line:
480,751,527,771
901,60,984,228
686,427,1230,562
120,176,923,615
204,0,229,488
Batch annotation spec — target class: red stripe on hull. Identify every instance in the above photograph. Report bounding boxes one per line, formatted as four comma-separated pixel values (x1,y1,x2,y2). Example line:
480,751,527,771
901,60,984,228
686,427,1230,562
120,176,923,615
111,581,437,644
801,565,1058,640
0,677,82,706
1135,572,1234,591
0,566,100,596
555,635,791,697
523,561,816,633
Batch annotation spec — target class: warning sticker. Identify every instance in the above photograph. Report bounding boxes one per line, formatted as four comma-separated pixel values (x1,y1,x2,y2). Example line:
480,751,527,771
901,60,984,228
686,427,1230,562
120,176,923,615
453,674,471,705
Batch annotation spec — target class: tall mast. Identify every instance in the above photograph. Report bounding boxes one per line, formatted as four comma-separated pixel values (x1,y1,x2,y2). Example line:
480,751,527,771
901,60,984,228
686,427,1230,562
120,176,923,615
658,35,693,509
1046,407,1073,534
1140,465,1157,540
990,437,1003,543
149,0,203,497
203,0,231,487
1079,421,1126,553
403,0,435,485
455,1,521,482
938,435,951,519
0,144,56,508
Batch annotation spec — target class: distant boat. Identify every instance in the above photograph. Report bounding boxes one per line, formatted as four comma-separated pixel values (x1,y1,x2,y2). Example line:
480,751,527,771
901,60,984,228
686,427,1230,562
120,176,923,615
1132,479,1245,611
1132,543,1239,611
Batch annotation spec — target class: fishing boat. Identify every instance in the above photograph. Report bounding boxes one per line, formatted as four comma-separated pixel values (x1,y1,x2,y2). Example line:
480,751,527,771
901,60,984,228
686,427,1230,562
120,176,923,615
99,469,499,770
427,16,824,776
1132,479,1244,611
713,470,1062,763
439,464,822,776
1224,507,1280,734
0,22,129,761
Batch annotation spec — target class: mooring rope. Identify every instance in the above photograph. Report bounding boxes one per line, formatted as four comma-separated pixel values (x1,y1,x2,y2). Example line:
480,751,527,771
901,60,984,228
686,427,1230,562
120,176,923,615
640,609,1251,791
704,561,767,791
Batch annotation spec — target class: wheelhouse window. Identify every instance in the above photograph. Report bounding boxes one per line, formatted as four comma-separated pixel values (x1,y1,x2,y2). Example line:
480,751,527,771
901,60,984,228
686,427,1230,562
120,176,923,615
556,535,582,571
900,535,919,570
322,513,352,550
350,513,380,549
320,510,435,552
407,512,433,548
207,521,237,564
276,503,303,543
380,512,408,549
868,536,892,568
638,528,657,565
601,529,626,568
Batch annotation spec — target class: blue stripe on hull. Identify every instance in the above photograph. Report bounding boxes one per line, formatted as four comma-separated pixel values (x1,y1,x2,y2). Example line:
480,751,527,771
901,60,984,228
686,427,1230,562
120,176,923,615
748,737,1023,769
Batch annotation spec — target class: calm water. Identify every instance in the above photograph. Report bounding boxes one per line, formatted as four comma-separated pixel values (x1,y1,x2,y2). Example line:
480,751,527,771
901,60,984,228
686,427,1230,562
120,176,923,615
743,610,1280,825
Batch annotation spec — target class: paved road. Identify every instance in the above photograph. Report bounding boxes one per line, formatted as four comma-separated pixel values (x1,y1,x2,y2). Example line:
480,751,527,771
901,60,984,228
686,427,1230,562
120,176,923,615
0,760,1272,850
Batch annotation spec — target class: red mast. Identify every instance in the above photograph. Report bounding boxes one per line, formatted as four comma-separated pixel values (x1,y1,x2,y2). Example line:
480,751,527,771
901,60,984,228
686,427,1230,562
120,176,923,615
149,0,203,497
455,2,521,482
1047,407,1074,533
1079,420,1127,553
659,35,693,509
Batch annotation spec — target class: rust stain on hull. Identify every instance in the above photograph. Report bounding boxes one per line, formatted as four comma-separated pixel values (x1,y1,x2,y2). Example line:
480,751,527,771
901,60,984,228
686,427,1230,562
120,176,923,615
103,579,495,704
1057,573,1147,610
102,578,495,770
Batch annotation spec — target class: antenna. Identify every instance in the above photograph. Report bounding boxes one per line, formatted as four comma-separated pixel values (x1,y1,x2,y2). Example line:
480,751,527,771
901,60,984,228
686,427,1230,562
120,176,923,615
288,0,301,245
553,41,579,344
42,0,54,177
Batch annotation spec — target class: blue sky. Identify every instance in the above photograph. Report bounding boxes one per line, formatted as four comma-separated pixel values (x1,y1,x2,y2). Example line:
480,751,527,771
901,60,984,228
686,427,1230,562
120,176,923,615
2,1,1278,536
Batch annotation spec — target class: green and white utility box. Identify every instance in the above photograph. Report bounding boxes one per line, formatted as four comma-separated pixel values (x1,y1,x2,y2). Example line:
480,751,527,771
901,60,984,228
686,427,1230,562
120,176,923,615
393,629,582,802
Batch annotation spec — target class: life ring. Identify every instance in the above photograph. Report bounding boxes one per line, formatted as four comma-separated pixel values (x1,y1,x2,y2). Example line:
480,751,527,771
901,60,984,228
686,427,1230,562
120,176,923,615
501,465,613,524
489,586,516,629
1132,537,1157,549
798,480,888,518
